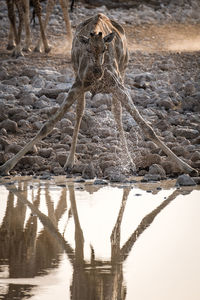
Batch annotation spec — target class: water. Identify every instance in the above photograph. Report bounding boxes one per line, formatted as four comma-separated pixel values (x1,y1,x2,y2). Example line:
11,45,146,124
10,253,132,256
0,176,200,300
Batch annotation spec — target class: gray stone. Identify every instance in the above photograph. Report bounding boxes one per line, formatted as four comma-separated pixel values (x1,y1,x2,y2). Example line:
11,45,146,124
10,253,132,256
173,127,199,139
20,93,38,106
176,174,196,186
142,174,161,182
38,148,52,158
8,107,28,121
0,119,18,133
82,162,96,179
149,164,166,178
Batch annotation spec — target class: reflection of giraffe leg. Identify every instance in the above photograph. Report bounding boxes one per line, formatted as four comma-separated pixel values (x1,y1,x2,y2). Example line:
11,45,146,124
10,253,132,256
105,70,198,176
0,83,81,175
5,184,74,261
121,189,183,261
111,188,130,260
112,96,135,170
68,185,84,259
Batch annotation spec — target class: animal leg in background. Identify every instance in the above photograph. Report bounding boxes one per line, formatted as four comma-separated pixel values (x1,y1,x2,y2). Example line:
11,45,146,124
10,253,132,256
6,0,24,57
32,0,51,53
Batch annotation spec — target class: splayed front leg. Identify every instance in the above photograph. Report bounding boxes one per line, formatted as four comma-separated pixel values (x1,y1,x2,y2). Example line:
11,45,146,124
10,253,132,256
112,96,135,172
105,69,198,176
64,92,86,172
0,84,80,175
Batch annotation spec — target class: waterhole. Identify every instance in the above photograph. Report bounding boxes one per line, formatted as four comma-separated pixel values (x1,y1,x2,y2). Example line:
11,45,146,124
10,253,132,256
0,176,200,300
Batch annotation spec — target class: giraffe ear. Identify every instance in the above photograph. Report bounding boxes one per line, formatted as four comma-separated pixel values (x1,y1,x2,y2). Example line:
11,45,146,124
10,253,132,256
79,35,89,44
103,32,115,43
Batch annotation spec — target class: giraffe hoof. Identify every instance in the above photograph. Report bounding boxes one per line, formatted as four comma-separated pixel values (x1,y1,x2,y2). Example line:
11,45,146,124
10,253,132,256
11,50,24,58
7,44,15,50
64,165,73,174
34,46,42,53
45,47,51,54
23,46,31,52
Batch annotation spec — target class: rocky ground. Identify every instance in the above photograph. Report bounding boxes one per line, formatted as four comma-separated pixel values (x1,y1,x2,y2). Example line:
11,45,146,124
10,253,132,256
0,0,200,182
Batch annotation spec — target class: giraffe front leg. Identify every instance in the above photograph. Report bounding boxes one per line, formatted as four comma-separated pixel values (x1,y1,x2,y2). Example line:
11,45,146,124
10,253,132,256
105,69,198,176
64,92,85,172
112,96,135,172
0,84,79,175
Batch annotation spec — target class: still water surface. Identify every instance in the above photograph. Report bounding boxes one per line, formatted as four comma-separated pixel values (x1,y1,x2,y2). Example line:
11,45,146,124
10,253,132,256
0,176,200,300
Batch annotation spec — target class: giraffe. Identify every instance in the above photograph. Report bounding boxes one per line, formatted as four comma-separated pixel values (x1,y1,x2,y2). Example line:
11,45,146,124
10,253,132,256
6,0,72,57
0,13,198,176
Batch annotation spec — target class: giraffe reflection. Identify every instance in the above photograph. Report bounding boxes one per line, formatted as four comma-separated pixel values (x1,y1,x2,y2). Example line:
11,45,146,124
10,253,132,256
0,184,69,279
1,182,183,299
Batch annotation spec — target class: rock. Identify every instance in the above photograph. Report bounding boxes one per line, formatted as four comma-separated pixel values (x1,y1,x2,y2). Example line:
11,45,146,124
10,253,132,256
82,162,96,179
157,97,174,110
0,152,5,164
182,93,200,112
161,160,181,175
171,145,189,158
142,174,161,182
5,143,22,154
93,179,108,185
104,166,127,182
190,151,200,162
20,156,43,166
149,164,166,178
173,127,199,139
56,92,68,104
53,166,66,175
0,119,18,133
20,93,38,106
8,107,28,121
193,177,200,185
38,148,52,158
176,174,196,186
21,67,37,78
76,144,88,154
56,151,67,167
92,93,112,108
137,153,162,169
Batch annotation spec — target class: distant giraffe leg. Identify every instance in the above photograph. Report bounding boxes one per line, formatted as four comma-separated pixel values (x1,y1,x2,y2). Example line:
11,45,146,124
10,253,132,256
64,91,85,171
23,0,31,52
32,0,51,53
7,24,15,50
6,0,24,57
34,0,55,53
106,69,198,176
59,0,72,43
0,83,82,175
112,96,135,170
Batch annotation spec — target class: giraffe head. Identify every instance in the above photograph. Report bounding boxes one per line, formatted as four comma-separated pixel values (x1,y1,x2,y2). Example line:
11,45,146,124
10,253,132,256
78,31,115,87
